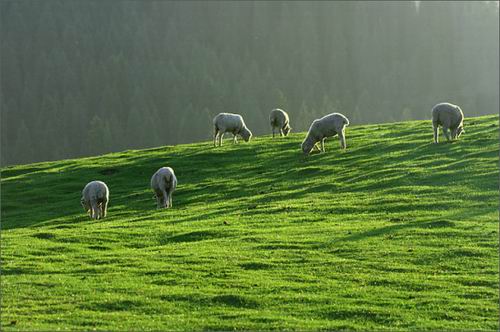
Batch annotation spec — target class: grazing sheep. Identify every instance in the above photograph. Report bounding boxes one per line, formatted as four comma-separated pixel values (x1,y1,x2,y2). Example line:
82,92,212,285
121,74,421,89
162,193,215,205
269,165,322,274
151,167,177,209
431,102,465,143
301,113,349,154
213,113,253,147
81,181,109,220
270,108,292,138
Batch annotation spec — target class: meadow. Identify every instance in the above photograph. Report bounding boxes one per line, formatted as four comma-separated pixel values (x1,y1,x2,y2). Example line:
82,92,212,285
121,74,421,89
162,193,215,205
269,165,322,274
1,115,498,331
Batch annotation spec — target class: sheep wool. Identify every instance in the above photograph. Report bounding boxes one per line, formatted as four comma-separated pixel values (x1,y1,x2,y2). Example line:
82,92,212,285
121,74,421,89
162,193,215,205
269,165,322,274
213,113,253,147
81,180,109,220
301,113,349,154
151,167,177,209
431,102,465,143
270,108,291,138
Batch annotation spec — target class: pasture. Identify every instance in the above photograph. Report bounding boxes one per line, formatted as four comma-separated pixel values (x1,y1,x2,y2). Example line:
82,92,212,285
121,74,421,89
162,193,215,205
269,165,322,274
1,115,498,330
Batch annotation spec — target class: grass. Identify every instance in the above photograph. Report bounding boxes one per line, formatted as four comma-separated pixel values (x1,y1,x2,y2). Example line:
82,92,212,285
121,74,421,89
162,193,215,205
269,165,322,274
1,115,498,331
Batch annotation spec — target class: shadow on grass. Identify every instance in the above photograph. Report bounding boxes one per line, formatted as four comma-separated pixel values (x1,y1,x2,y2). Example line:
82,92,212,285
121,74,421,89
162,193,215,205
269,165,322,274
157,292,259,309
239,262,273,270
1,165,53,178
322,307,397,325
211,294,260,308
2,116,498,230
159,293,209,305
80,300,142,312
158,230,231,245
337,204,497,244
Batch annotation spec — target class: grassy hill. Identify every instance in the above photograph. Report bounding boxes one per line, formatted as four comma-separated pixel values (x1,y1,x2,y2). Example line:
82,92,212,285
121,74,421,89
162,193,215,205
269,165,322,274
1,115,498,331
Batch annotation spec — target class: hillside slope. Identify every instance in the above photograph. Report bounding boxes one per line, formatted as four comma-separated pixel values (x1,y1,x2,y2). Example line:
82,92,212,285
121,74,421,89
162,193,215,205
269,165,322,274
1,115,498,331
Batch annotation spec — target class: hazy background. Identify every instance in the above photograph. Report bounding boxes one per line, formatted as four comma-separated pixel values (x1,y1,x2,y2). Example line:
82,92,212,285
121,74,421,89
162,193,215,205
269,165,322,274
1,1,498,166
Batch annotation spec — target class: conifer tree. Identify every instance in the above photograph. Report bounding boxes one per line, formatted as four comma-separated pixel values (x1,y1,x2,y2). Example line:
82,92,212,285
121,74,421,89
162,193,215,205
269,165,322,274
13,121,34,165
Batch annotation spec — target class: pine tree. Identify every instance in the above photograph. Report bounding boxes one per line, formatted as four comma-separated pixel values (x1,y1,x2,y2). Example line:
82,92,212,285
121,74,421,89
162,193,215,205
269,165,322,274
87,115,113,156
1,1,498,165
13,121,34,165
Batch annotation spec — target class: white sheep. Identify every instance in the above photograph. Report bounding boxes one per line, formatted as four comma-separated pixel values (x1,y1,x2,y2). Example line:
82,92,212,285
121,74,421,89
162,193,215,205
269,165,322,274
301,113,350,154
431,102,465,143
270,108,291,138
81,181,109,220
213,113,253,147
151,167,177,209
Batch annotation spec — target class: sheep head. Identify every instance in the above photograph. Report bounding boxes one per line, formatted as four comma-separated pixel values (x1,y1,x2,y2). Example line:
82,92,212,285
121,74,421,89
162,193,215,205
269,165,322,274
283,125,291,136
81,198,90,212
241,127,252,142
301,136,315,155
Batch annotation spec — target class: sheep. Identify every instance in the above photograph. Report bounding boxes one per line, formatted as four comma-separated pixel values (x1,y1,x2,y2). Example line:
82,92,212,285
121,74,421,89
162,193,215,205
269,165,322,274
81,181,109,220
431,102,465,143
270,108,292,138
213,113,253,147
301,113,350,154
151,167,177,209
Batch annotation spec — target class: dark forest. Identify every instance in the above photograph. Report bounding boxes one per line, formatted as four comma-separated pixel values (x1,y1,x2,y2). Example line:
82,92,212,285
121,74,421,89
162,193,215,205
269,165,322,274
1,1,498,165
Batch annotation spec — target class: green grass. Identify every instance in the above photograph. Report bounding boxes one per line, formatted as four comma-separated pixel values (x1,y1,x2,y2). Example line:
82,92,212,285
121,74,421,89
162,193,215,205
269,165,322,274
1,115,498,331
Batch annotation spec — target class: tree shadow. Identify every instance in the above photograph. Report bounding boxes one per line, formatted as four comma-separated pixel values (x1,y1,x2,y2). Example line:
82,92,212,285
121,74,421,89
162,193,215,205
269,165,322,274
335,205,497,244
157,230,231,245
2,116,497,230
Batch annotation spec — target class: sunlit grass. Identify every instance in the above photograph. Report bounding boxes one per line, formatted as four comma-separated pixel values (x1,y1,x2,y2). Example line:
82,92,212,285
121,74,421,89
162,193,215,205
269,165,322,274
1,115,498,330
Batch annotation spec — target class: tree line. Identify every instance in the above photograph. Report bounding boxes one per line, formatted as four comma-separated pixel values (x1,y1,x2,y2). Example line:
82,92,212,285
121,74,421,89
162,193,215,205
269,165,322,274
1,1,498,165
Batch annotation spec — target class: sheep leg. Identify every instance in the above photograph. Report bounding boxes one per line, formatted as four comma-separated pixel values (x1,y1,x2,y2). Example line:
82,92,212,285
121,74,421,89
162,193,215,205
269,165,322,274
168,190,173,208
233,134,238,144
98,202,104,219
272,127,275,138
85,203,93,219
219,132,224,146
442,127,451,142
102,200,108,218
213,128,219,147
321,138,326,152
97,203,102,220
162,189,168,208
279,128,284,137
165,187,173,208
451,127,457,140
90,201,99,220
165,193,170,209
433,123,439,143
156,194,162,209
339,130,346,149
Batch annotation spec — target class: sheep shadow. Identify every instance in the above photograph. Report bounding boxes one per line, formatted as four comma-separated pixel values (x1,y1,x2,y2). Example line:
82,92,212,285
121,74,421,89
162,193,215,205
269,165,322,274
157,230,230,245
2,117,497,230
211,294,259,308
1,165,52,179
337,219,456,243
335,205,497,244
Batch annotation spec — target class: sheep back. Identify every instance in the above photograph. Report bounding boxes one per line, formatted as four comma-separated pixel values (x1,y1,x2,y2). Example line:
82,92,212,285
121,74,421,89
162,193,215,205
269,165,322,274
213,113,246,133
82,181,109,203
308,113,349,140
432,102,464,129
270,109,289,128
151,167,176,193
